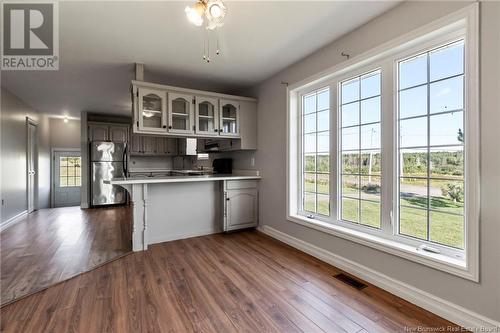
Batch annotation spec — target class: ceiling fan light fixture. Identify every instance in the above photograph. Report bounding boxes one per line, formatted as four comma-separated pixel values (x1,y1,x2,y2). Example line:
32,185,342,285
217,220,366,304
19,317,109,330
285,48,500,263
185,2,205,27
184,0,226,62
205,0,226,30
209,3,222,18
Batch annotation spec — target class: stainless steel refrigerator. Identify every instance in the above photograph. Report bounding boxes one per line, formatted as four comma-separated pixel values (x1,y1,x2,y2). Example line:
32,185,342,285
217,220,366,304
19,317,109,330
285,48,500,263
90,141,128,206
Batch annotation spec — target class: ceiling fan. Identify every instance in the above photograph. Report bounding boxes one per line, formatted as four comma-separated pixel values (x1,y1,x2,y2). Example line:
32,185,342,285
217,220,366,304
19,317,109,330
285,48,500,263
184,0,227,62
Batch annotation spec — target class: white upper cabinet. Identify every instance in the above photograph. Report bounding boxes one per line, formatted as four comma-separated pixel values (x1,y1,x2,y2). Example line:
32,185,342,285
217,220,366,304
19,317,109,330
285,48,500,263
168,93,194,134
131,82,255,145
195,96,219,136
138,88,167,133
219,100,240,137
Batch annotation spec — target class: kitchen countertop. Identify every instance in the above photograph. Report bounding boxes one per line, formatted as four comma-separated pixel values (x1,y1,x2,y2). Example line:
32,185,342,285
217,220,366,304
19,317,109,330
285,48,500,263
106,174,261,185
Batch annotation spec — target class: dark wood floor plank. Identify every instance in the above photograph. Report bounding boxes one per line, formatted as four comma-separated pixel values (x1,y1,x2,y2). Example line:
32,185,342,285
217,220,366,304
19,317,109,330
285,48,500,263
235,233,405,332
196,235,325,333
1,206,132,306
191,236,303,333
165,240,255,332
180,237,286,333
218,234,358,332
1,229,462,332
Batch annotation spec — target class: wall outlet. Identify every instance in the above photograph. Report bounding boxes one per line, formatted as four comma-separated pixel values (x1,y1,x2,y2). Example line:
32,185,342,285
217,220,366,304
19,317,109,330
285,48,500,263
250,157,255,167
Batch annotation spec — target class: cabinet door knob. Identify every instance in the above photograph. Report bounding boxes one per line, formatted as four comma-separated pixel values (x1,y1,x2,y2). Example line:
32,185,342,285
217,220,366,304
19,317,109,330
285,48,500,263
168,126,172,129
214,129,218,132
163,125,166,128
226,198,230,201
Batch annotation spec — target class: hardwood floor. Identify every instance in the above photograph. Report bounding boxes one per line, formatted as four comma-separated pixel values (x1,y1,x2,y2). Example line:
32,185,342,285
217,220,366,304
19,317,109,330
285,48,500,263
1,230,460,332
1,206,132,306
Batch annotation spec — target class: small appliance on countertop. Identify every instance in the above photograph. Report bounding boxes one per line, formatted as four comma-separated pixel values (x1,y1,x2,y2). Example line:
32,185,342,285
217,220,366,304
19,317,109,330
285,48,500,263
212,158,232,174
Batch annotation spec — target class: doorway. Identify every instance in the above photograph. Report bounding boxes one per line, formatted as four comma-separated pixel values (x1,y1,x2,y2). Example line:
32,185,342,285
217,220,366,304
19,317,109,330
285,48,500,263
26,119,37,213
52,150,82,207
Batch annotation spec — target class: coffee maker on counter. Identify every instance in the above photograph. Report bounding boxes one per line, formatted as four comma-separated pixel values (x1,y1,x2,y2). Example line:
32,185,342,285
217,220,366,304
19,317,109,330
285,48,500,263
212,158,232,174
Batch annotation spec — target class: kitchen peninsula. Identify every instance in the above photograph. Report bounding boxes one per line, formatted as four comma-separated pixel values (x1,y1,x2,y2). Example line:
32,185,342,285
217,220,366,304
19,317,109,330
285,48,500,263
108,174,260,251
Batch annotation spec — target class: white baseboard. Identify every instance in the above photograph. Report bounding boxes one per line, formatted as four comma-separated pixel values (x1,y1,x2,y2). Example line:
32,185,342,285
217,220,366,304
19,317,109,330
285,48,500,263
0,210,28,232
258,225,500,330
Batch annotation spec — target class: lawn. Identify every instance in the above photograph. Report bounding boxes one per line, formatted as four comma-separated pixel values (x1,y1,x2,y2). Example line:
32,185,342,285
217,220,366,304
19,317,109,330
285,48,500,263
304,179,464,249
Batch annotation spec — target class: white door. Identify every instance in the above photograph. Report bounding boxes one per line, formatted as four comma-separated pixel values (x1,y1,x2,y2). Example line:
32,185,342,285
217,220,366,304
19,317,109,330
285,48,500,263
53,151,82,207
27,121,37,213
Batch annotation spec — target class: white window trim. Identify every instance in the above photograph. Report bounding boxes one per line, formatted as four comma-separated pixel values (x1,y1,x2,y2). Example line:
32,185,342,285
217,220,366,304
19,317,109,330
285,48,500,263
286,4,479,281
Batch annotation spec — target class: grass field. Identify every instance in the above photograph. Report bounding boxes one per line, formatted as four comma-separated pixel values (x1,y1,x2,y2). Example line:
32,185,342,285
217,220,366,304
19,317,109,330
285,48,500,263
304,178,464,249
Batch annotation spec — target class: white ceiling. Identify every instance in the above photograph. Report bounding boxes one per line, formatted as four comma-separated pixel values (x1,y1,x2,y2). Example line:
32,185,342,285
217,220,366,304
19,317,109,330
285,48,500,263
1,1,400,118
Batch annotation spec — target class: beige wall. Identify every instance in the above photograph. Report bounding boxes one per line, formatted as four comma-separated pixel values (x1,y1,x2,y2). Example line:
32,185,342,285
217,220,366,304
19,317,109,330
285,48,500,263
0,89,81,223
49,117,81,149
1,88,51,225
253,1,500,322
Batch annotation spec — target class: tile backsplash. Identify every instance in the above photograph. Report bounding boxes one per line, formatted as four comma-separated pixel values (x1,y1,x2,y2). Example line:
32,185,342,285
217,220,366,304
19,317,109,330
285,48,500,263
129,151,256,172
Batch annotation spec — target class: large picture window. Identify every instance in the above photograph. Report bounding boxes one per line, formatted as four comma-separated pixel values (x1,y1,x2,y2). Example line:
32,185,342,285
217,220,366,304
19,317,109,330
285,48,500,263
340,70,382,228
302,88,330,216
397,41,465,249
288,6,478,280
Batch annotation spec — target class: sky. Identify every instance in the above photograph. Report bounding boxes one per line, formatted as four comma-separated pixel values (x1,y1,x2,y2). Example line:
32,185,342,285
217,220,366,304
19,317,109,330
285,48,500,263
303,40,465,155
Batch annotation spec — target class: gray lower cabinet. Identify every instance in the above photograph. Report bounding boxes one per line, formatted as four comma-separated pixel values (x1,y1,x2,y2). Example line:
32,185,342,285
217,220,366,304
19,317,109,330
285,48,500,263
223,180,258,231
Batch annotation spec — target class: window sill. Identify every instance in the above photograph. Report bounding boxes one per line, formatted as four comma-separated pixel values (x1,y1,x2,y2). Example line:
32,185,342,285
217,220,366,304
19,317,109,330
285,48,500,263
287,214,477,281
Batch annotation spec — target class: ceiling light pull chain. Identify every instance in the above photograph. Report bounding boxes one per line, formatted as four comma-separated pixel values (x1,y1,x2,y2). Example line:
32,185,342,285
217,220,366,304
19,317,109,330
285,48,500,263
206,28,211,63
186,0,226,63
216,28,220,56
202,32,207,61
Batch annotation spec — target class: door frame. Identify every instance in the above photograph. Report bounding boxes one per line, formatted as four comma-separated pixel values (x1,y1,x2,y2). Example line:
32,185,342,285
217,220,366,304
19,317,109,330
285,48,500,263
51,148,81,208
26,118,38,213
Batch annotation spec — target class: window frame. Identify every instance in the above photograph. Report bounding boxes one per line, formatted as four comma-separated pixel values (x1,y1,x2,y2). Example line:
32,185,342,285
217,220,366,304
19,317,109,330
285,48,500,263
298,86,332,218
393,38,467,252
59,156,82,187
286,4,479,281
338,68,383,229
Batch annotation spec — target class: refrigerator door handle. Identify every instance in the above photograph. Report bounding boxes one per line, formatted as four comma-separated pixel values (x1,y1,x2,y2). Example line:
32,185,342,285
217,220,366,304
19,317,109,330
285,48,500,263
122,145,128,178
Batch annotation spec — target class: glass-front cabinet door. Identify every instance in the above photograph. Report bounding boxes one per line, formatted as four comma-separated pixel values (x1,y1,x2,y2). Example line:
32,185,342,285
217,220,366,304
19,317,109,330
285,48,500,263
138,88,167,132
195,96,219,135
168,92,194,134
219,100,240,136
